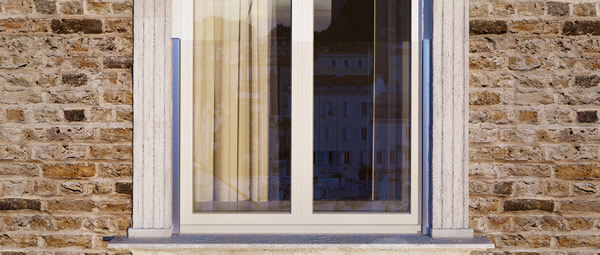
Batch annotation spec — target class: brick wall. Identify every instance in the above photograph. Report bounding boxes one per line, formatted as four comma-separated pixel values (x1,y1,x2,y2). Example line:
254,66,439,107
469,0,600,254
0,0,132,254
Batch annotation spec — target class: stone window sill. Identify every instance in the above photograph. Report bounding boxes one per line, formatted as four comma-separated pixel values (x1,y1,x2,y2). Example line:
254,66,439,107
109,234,493,255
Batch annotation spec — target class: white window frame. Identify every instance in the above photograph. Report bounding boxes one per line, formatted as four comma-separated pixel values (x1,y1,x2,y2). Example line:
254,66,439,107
176,0,421,234
126,0,474,240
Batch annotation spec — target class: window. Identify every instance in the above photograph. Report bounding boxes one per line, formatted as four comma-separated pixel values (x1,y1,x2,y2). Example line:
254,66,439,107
361,127,367,141
179,0,419,233
343,151,350,165
326,102,333,116
361,102,368,116
343,102,350,117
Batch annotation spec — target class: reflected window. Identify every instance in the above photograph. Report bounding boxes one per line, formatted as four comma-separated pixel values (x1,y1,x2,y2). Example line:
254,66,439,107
314,0,412,212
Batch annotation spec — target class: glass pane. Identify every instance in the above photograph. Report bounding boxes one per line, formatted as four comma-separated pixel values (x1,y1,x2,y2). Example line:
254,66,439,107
313,0,411,213
193,0,292,212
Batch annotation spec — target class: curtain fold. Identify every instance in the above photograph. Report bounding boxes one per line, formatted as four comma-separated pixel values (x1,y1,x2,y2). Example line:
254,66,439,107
194,0,272,206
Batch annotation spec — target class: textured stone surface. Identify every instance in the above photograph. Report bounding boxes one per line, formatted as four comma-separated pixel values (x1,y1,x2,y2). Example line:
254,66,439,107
470,1,600,254
0,0,132,253
110,235,493,254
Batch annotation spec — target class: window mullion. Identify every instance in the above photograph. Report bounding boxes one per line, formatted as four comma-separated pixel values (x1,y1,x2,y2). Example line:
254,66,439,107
291,0,314,220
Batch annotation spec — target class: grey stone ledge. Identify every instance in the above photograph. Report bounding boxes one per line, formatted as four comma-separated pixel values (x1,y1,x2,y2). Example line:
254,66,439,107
109,234,494,250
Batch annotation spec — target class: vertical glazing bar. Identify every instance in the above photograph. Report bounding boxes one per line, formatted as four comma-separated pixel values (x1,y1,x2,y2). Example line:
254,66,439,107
421,39,432,234
292,0,314,218
371,0,376,202
172,38,181,234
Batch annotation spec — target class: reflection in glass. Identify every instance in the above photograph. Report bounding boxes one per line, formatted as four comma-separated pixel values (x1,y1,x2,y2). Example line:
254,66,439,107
313,0,411,212
193,0,292,212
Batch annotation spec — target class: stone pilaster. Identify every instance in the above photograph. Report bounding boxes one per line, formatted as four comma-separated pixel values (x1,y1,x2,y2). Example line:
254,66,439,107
429,0,473,239
129,0,174,238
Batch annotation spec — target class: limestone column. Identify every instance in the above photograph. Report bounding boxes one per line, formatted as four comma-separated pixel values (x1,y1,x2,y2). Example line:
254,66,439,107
429,0,473,238
128,0,174,238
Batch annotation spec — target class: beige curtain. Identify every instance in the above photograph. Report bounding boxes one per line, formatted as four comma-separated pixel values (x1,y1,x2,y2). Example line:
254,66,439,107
194,0,272,205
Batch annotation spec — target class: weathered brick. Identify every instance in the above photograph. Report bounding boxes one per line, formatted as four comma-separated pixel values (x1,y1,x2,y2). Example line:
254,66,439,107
115,182,132,194
492,3,514,16
5,109,25,123
558,236,600,249
53,216,82,230
46,199,94,212
504,199,554,212
0,234,37,248
574,3,597,17
517,2,545,16
103,56,132,69
89,107,113,122
42,163,95,179
509,20,560,35
34,0,56,14
90,145,132,160
83,215,131,232
61,73,87,86
60,145,87,159
470,197,500,213
105,19,132,33
572,182,598,196
33,181,57,196
103,90,132,104
542,145,570,161
87,0,109,14
0,145,27,160
0,163,39,177
96,200,131,212
470,91,501,105
97,163,132,177
63,109,85,122
29,215,52,231
548,2,569,17
556,165,600,180
470,3,489,17
493,182,512,196
31,144,58,160
112,2,132,14
4,0,34,14
498,234,551,248
563,21,600,36
43,235,91,248
470,56,506,70
51,19,102,34
59,182,84,194
470,20,507,34
498,164,552,178
574,145,599,160
46,90,100,105
519,110,538,124
90,181,112,194
59,0,82,14
0,181,31,196
116,108,132,122
577,111,598,123
47,126,94,141
99,128,132,142
574,75,600,88
561,200,600,213
0,199,40,211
